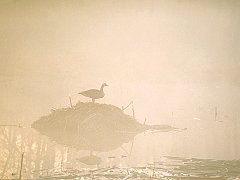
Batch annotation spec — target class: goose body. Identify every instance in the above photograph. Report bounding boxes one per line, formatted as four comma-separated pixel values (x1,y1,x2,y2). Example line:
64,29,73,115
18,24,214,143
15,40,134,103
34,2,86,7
79,83,108,103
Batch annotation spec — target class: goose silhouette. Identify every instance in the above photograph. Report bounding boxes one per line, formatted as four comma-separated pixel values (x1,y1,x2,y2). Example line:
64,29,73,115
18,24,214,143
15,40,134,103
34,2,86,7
79,83,108,103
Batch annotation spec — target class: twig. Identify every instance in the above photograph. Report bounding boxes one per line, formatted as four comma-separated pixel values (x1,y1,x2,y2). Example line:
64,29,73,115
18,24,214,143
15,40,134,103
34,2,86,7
122,101,133,111
19,152,24,180
122,101,136,120
120,146,130,156
131,102,135,120
0,124,22,128
69,96,73,108
129,139,134,157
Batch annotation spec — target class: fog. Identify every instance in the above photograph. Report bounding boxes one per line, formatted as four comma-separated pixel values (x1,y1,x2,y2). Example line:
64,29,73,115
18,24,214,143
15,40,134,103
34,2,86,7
0,0,240,168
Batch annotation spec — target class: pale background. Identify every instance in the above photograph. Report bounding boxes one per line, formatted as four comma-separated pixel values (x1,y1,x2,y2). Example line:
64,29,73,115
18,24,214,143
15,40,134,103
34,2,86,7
0,0,240,161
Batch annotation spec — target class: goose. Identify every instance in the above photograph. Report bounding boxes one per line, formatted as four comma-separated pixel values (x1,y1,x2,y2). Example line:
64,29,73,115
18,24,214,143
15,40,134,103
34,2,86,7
79,83,108,103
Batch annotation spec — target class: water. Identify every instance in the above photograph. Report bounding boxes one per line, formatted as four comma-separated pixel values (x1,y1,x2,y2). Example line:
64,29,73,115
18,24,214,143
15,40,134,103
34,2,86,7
38,156,240,179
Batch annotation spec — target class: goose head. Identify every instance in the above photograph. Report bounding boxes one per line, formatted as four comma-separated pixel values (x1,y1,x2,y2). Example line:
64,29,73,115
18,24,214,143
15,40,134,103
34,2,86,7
102,83,108,87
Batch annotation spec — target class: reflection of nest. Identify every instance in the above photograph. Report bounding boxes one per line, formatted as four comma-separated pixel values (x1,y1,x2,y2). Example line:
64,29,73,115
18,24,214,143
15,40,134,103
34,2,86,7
31,102,145,151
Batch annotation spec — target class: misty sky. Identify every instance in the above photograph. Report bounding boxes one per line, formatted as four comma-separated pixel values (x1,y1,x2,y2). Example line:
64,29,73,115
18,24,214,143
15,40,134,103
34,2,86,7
0,0,240,160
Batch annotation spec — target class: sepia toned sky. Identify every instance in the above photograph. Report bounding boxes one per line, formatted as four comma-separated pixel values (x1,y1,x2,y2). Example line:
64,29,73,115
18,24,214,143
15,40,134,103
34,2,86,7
0,0,240,160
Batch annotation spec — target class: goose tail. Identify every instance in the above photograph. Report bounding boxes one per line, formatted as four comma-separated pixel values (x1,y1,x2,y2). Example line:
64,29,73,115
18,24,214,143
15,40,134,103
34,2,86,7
78,91,85,95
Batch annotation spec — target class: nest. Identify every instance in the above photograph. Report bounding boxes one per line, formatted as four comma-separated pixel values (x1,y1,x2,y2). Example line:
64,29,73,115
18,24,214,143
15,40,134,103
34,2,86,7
32,102,146,151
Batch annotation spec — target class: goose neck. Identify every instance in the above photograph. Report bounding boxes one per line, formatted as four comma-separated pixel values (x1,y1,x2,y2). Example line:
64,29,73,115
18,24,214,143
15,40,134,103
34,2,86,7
100,85,104,92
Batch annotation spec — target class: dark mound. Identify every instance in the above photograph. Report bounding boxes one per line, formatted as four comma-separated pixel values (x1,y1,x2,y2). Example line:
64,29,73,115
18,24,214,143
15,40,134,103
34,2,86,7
32,102,146,151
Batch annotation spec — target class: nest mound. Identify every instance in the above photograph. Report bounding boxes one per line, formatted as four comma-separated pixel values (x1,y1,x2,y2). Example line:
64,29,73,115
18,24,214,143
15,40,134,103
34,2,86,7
32,102,146,151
